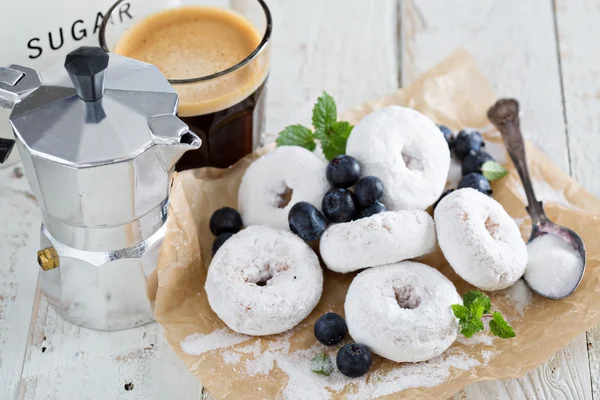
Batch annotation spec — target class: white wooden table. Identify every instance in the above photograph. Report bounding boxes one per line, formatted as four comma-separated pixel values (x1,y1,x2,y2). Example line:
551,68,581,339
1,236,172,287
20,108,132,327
2,0,599,399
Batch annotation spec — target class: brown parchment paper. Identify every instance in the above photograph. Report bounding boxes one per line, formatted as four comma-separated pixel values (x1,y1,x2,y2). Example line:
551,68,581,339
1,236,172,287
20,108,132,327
154,49,600,399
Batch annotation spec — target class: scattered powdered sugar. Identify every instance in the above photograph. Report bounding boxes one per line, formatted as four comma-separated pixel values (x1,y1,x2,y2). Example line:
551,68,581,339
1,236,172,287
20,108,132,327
222,350,242,365
457,333,494,346
481,350,495,364
219,331,480,399
180,328,250,356
524,233,584,298
501,279,533,317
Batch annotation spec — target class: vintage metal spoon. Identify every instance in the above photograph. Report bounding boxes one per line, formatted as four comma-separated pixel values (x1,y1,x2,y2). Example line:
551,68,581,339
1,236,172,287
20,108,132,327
487,98,586,300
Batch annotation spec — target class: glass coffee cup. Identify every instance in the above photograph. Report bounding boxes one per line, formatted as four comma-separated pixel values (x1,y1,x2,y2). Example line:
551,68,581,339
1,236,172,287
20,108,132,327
99,0,272,170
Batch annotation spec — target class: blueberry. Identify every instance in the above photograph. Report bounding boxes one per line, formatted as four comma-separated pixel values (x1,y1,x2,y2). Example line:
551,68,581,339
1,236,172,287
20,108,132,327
458,173,492,195
358,201,387,218
461,151,494,176
437,125,454,148
433,189,455,210
326,155,362,188
314,312,348,346
209,207,243,236
354,176,385,208
336,343,373,378
288,202,327,241
453,130,485,161
322,188,357,223
211,232,233,256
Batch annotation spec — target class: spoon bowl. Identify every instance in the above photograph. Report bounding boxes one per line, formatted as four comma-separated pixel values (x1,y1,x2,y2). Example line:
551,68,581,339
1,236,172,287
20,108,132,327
526,220,587,300
488,98,587,300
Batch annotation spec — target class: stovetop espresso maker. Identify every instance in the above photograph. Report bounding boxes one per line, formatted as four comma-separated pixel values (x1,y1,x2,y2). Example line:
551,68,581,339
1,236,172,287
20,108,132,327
0,47,201,330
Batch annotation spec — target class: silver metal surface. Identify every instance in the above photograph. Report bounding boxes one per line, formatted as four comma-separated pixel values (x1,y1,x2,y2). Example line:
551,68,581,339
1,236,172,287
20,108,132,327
0,67,24,86
39,223,165,331
0,65,41,109
1,49,201,330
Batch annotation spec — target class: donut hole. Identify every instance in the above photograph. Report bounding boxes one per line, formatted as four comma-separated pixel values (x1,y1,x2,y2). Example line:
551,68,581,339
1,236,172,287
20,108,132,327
255,277,271,287
401,147,424,171
394,285,421,310
246,270,274,287
276,183,294,208
244,262,289,287
484,215,500,240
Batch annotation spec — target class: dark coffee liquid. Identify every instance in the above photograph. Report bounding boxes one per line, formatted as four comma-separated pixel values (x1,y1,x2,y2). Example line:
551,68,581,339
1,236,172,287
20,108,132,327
176,79,268,171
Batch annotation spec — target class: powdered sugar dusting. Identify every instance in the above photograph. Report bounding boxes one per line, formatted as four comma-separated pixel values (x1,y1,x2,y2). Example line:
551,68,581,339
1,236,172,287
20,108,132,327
500,279,533,317
180,328,250,356
457,333,494,346
481,350,495,364
222,350,242,365
219,331,480,399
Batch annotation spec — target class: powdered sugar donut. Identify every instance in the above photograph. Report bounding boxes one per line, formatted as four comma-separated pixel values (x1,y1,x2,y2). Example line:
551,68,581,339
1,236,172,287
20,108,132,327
238,146,329,230
205,226,323,336
346,106,450,210
434,188,527,291
320,211,436,273
345,261,461,363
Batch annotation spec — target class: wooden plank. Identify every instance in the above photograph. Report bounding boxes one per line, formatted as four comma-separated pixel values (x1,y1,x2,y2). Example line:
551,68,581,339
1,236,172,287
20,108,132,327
402,0,570,172
401,0,592,398
18,294,202,400
553,0,600,198
263,0,398,135
553,0,600,398
0,166,40,399
453,336,591,399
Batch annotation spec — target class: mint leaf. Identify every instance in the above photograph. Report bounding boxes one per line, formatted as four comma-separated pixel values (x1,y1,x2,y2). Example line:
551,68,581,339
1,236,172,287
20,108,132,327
454,290,514,340
310,352,334,376
462,290,486,309
470,295,492,319
312,92,337,132
276,125,316,151
315,121,353,161
331,121,353,142
489,312,516,339
481,161,508,181
451,304,470,322
461,318,484,338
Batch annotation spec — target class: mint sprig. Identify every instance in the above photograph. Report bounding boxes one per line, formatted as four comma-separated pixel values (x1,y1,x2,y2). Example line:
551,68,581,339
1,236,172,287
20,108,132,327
310,351,334,376
312,92,337,133
276,92,353,161
489,311,516,339
481,161,508,181
276,125,316,151
452,290,515,339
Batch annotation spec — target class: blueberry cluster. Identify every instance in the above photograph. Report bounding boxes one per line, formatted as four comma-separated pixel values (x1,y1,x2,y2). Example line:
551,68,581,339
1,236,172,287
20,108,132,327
436,126,502,207
209,207,243,256
288,155,387,241
314,312,372,378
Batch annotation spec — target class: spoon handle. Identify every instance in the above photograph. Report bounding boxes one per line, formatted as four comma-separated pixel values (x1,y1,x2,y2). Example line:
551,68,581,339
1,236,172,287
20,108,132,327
487,99,548,224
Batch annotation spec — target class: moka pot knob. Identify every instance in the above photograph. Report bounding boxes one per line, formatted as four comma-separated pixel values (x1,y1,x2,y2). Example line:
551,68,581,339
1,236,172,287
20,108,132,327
64,46,109,102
